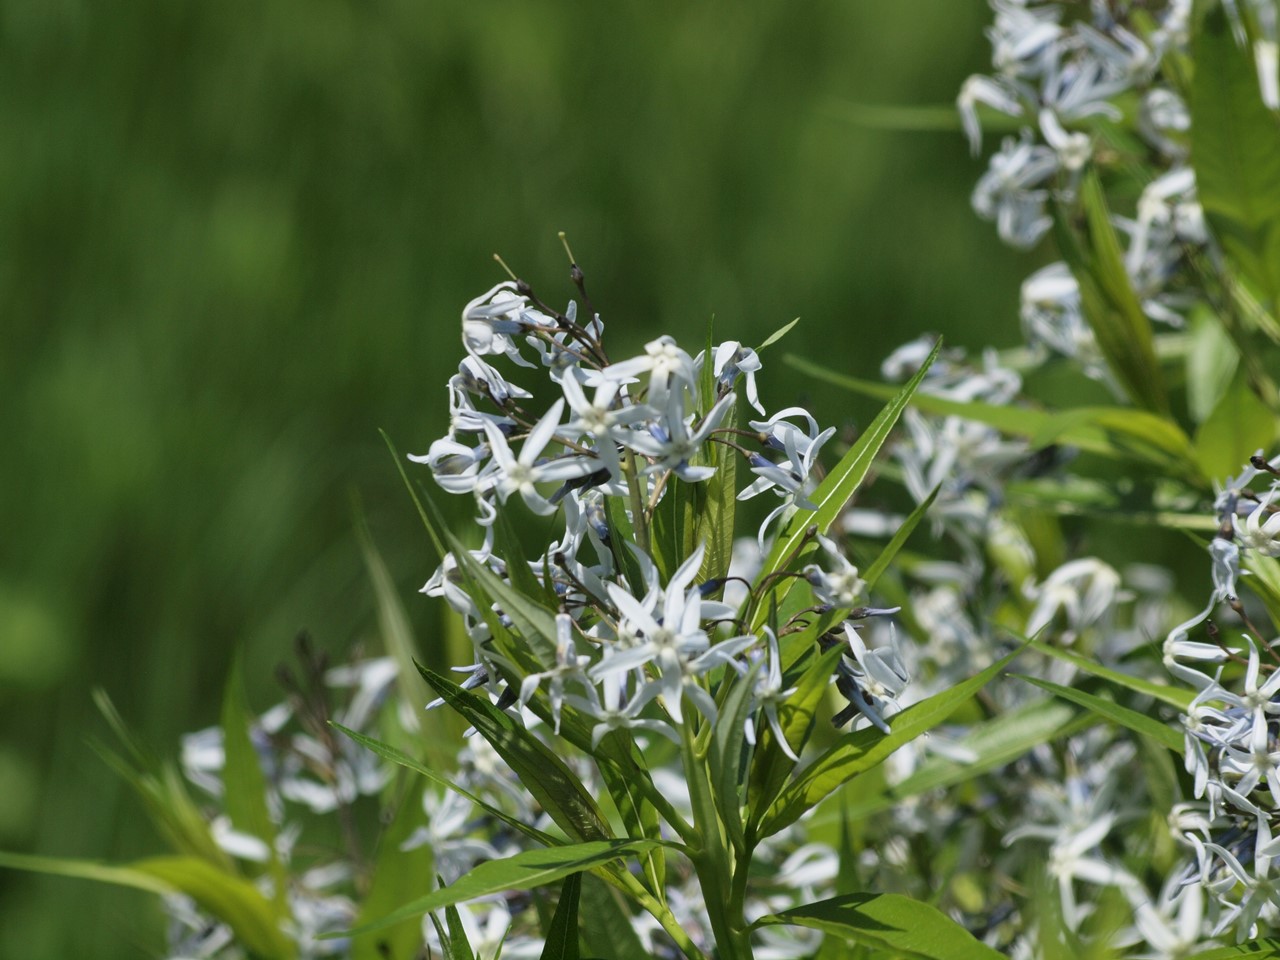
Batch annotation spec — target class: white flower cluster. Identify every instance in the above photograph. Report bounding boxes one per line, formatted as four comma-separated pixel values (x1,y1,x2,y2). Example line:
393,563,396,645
414,271,902,744
960,0,1216,385
402,266,909,953
1153,456,1280,942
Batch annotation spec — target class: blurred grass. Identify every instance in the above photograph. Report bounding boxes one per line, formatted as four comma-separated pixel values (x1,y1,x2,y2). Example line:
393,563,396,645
0,1,1028,955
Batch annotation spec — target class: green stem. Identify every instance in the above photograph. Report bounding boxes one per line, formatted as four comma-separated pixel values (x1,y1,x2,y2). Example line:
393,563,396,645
680,722,754,960
618,871,710,960
624,448,651,554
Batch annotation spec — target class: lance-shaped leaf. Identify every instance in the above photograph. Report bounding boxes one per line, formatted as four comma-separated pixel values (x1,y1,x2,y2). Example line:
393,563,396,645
1192,1,1280,311
1185,938,1280,959
753,892,1006,960
711,659,763,853
332,839,662,940
751,339,941,630
417,663,612,843
747,645,843,827
353,780,432,960
1193,368,1278,482
331,723,557,847
786,356,1197,476
539,873,582,960
578,875,653,960
840,698,1084,821
1016,675,1183,754
759,647,1021,838
220,652,288,916
0,851,297,959
861,483,940,591
444,527,558,668
1055,172,1169,415
1022,637,1193,710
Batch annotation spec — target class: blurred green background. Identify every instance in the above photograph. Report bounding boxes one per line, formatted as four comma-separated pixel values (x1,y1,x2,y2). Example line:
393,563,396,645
0,1,1028,955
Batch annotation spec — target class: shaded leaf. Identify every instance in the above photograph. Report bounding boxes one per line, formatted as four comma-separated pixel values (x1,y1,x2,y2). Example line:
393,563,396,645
1192,2,1280,310
1055,171,1168,414
1193,368,1277,481
416,663,612,843
539,873,582,960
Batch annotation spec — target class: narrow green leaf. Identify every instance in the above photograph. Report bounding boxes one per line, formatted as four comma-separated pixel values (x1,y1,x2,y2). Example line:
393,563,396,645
786,355,1194,473
861,483,939,590
137,856,298,957
219,652,288,919
578,876,652,960
0,850,172,894
539,873,582,960
695,396,738,585
757,317,800,351
220,654,279,859
1057,171,1169,414
332,722,557,847
356,518,436,748
1185,938,1280,959
444,902,477,960
416,663,612,843
840,698,1083,821
443,528,559,668
747,644,843,825
1193,368,1277,481
760,647,1023,837
754,892,1006,960
1192,1,1280,310
1187,309,1242,423
711,660,763,853
1004,476,1219,531
1244,552,1280,626
753,339,941,630
1023,637,1193,710
1016,675,1183,753
604,497,648,595
353,781,432,960
382,429,449,562
334,839,662,940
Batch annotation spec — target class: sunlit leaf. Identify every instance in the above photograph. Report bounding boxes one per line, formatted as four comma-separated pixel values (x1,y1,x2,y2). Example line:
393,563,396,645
1022,637,1193,710
754,892,1006,960
332,839,662,940
839,698,1084,821
759,647,1022,837
752,339,941,630
1185,938,1280,959
1016,675,1183,753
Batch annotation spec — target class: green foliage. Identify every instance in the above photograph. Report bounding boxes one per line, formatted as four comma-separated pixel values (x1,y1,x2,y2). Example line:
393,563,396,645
1192,1,1280,312
539,873,583,960
415,663,613,844
336,839,664,941
754,892,1007,960
1055,171,1169,415
758,647,1023,837
752,338,941,630
1014,675,1184,753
